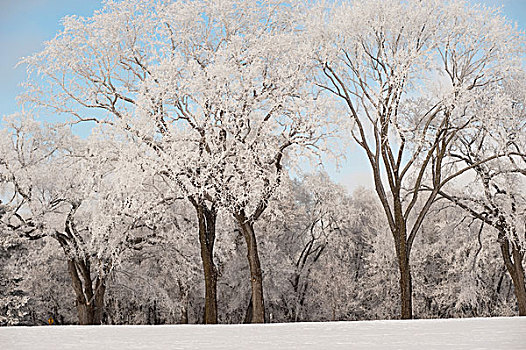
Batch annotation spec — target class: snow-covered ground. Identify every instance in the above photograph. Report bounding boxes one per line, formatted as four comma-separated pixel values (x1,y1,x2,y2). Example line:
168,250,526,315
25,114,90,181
2,317,525,349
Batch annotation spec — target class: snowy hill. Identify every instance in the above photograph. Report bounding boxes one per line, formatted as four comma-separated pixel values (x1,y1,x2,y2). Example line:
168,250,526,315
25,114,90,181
2,317,525,349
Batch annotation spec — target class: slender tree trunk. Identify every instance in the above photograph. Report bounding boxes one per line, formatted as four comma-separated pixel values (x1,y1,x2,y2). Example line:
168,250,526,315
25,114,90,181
373,164,416,320
181,306,189,324
93,278,106,324
243,296,253,324
235,212,265,323
67,259,106,325
510,247,526,316
195,203,218,324
499,234,526,316
291,273,301,322
397,251,413,319
394,223,413,320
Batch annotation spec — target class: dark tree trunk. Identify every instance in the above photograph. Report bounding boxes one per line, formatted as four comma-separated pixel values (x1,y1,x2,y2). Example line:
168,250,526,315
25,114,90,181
393,221,413,320
499,233,526,316
243,296,253,324
93,278,106,324
195,202,218,324
291,238,325,322
76,302,94,325
236,212,265,323
372,161,417,320
511,247,526,316
67,259,106,325
397,250,413,320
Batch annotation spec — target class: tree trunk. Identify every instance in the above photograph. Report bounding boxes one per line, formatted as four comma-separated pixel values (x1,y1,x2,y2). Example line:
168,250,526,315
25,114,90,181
67,259,106,325
93,278,106,324
394,224,413,320
76,302,94,325
195,203,218,324
243,296,253,324
236,212,265,323
398,252,413,319
499,234,526,316
181,306,189,324
511,246,526,316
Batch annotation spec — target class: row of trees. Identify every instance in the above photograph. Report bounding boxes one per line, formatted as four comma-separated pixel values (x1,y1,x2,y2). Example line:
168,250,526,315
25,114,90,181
1,0,525,324
1,171,521,325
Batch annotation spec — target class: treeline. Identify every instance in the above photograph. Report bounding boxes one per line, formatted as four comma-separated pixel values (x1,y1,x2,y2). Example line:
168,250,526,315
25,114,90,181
0,0,525,325
0,174,519,325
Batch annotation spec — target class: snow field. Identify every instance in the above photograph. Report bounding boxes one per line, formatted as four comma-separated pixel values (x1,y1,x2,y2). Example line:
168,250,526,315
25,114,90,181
2,316,525,350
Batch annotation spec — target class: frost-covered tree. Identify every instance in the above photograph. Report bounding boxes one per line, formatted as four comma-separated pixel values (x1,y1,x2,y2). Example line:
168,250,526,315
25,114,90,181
0,115,111,324
0,233,31,326
307,0,525,318
411,204,518,318
250,174,383,322
14,238,77,325
262,173,354,322
437,75,526,315
20,0,340,323
0,115,93,323
0,114,169,324
103,206,202,325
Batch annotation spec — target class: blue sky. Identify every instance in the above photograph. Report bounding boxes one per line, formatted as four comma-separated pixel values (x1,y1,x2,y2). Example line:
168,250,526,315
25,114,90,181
0,1,101,116
0,0,525,191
